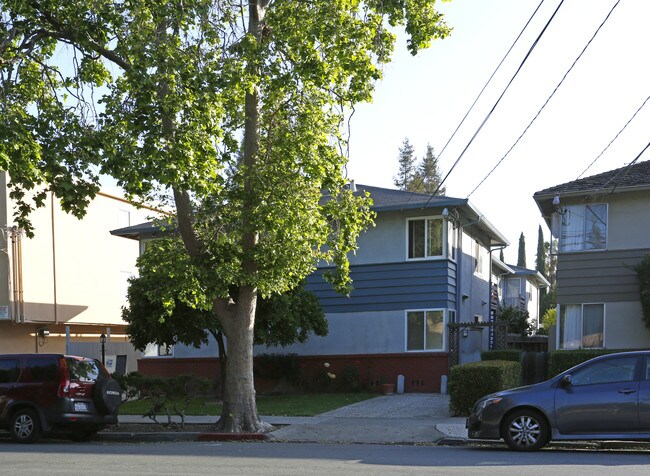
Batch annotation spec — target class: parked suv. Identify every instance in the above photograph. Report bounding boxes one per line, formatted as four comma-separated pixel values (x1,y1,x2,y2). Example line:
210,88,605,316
0,354,122,443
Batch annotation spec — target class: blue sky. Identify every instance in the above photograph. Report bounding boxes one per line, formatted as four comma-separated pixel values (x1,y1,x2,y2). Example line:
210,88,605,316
346,0,650,265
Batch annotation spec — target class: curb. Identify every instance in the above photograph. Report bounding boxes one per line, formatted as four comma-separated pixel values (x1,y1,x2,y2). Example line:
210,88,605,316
97,432,270,443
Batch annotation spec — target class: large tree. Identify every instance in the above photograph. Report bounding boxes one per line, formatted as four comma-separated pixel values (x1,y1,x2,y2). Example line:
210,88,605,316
413,144,445,195
535,225,546,276
393,137,416,190
0,1,450,432
517,232,526,267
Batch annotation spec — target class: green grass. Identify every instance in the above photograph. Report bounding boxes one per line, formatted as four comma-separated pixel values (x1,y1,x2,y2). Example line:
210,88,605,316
119,393,378,417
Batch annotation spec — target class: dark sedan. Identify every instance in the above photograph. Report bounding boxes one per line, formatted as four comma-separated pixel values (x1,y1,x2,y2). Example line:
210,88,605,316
466,350,650,451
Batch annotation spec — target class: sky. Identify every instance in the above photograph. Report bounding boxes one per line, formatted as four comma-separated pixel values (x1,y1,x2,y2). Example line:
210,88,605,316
345,0,650,266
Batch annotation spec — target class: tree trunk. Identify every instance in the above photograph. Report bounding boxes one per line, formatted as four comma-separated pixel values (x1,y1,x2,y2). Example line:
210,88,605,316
214,287,271,433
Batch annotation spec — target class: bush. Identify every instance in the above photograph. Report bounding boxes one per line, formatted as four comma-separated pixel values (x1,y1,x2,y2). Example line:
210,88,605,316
481,350,521,362
496,305,534,336
114,372,211,427
253,353,301,384
547,349,632,377
449,360,521,416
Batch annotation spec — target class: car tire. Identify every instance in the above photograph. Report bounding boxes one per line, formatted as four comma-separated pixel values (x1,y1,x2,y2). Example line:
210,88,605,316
94,378,122,415
502,409,549,451
11,409,42,444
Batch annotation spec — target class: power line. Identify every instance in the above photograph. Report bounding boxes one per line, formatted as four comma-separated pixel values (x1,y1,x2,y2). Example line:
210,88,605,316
422,0,567,209
467,0,622,198
595,140,650,196
400,0,548,205
576,94,650,181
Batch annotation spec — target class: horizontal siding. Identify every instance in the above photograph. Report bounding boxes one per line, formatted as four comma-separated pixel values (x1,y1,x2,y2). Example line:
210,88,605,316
557,248,650,304
306,260,457,313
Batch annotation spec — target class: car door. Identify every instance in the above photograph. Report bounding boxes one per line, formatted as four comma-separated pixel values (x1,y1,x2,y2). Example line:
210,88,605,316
637,355,650,432
0,358,21,422
555,355,640,435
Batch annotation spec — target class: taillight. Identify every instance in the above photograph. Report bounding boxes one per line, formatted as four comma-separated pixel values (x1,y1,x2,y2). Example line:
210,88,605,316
58,357,70,397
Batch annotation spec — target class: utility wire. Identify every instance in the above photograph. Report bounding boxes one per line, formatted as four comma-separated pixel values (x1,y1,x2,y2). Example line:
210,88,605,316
576,94,650,181
467,0,622,198
422,0,567,208
400,0,547,204
593,140,650,196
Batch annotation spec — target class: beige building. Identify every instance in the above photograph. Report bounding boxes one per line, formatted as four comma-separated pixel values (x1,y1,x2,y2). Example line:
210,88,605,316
0,173,154,371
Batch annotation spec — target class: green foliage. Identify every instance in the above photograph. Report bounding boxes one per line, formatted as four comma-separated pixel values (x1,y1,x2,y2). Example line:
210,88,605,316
449,360,521,416
394,139,445,195
115,372,212,428
254,354,301,384
496,305,534,337
394,137,416,190
123,240,328,351
539,308,557,335
539,286,557,318
517,232,526,267
535,225,546,276
547,349,632,377
634,254,650,328
340,365,362,392
481,350,522,362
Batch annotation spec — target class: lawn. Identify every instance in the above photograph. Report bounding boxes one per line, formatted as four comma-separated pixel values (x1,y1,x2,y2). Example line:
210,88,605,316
119,392,378,417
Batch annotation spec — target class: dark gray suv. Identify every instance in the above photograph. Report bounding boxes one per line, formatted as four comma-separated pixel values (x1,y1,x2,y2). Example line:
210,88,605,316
466,351,650,451
0,354,122,443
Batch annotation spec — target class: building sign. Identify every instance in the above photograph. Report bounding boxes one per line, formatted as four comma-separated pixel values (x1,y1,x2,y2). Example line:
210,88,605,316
0,306,9,320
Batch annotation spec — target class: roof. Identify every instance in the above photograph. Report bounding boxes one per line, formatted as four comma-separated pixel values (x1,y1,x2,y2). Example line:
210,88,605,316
504,264,550,288
111,184,509,247
534,160,650,221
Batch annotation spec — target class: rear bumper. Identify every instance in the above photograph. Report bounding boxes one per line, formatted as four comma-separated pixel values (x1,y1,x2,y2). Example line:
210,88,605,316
47,413,118,430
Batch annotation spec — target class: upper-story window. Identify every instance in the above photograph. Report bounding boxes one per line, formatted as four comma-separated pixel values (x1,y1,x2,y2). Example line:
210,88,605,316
473,240,485,276
408,217,444,259
560,204,607,252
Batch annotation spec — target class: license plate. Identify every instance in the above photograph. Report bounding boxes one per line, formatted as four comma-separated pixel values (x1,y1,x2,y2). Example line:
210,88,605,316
74,402,88,412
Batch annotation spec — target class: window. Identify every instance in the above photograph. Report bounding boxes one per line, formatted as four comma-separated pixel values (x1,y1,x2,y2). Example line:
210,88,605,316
158,344,174,356
408,218,444,259
560,204,607,252
473,241,485,276
406,310,444,351
118,209,131,228
448,310,457,324
26,358,57,382
0,359,20,384
448,223,457,260
559,303,604,349
569,356,637,386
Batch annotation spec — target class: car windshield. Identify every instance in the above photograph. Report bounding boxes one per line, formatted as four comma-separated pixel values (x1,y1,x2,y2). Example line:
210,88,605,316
66,358,101,382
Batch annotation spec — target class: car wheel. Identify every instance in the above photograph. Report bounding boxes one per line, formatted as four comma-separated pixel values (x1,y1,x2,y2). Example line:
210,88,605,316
11,409,42,444
502,409,549,451
94,378,122,415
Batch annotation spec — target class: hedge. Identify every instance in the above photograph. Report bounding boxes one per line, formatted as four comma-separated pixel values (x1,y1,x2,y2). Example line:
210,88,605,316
547,349,639,377
448,360,521,416
481,349,521,362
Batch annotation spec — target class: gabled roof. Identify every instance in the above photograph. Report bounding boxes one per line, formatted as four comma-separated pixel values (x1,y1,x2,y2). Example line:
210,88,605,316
533,160,650,220
111,184,509,248
504,265,551,288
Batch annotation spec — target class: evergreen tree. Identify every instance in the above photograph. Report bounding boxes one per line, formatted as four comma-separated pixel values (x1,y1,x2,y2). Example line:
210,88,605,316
499,249,505,262
413,144,446,195
517,233,526,267
394,138,416,190
535,225,547,277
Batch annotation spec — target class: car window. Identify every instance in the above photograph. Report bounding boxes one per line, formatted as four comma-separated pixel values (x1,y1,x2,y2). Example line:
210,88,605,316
0,359,20,384
25,357,58,382
570,356,637,386
645,357,650,380
66,358,100,382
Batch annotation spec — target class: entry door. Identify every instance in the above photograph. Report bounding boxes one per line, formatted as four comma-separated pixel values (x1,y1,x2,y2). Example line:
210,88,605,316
555,355,640,435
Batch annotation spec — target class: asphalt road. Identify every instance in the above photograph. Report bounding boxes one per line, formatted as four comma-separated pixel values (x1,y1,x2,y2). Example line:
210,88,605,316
0,441,649,475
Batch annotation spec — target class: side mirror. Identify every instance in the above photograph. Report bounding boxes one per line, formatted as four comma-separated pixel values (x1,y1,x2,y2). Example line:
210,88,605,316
560,374,572,387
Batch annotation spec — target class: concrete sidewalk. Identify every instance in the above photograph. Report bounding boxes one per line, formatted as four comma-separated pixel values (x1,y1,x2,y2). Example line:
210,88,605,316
112,393,467,444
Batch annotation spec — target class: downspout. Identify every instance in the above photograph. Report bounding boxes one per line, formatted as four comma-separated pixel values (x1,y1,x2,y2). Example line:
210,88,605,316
488,244,507,350
51,192,58,325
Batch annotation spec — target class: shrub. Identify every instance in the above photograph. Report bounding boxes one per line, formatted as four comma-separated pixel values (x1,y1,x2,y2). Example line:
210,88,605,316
449,360,521,416
635,254,650,328
547,349,631,377
340,365,361,391
253,353,301,384
496,305,534,336
481,350,521,362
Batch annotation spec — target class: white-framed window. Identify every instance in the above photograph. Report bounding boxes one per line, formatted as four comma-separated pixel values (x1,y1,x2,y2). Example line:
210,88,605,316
448,223,458,260
118,209,131,229
559,204,607,252
143,343,175,357
448,310,457,324
559,303,604,349
407,217,445,259
406,309,445,351
473,240,485,276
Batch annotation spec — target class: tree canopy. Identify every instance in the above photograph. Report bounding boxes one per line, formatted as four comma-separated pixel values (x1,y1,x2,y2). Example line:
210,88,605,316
394,139,446,194
1,1,451,432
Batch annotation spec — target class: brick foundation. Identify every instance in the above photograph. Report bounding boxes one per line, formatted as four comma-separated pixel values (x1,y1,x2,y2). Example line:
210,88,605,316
137,353,449,393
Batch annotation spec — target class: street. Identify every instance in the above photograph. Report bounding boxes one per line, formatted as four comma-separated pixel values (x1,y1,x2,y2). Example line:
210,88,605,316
0,441,649,475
